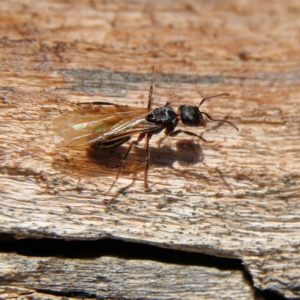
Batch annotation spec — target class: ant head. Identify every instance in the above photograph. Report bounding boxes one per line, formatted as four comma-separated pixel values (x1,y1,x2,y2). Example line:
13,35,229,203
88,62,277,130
178,105,205,127
178,93,239,131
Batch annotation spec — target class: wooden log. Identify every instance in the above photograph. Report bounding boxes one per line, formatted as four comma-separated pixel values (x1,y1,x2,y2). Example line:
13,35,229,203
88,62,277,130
0,0,300,299
0,253,254,300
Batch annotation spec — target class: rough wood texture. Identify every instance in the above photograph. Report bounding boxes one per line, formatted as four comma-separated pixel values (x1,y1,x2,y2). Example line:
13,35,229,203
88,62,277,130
0,0,300,299
0,253,253,300
0,285,84,300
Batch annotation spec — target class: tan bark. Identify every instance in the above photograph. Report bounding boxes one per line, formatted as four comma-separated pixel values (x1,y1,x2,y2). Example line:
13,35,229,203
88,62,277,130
0,253,253,300
0,0,300,298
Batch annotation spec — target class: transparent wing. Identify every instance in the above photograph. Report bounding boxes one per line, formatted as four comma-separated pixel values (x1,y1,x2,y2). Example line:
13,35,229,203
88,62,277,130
53,105,158,148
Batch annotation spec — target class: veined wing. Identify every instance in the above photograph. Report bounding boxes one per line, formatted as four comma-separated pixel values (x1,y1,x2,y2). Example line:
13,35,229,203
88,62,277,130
53,105,157,148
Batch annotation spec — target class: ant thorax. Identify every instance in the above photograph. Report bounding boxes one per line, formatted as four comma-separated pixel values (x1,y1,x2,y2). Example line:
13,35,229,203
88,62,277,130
146,107,178,128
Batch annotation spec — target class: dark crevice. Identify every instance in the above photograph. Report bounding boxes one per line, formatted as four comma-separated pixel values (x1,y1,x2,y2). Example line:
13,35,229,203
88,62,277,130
35,288,105,299
256,288,297,300
0,235,293,300
0,235,241,270
34,287,130,300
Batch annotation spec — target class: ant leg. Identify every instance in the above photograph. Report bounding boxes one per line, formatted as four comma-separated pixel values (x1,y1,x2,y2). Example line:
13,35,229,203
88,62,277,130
168,130,212,143
107,133,146,194
148,67,155,109
144,133,153,189
164,102,171,107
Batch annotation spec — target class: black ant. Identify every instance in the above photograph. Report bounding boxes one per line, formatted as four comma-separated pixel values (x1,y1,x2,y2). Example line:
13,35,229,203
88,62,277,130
53,69,238,192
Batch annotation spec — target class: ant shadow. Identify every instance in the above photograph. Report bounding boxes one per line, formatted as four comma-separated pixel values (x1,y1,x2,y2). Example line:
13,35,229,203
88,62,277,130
88,139,231,192
86,139,204,194
87,138,204,170
52,138,232,194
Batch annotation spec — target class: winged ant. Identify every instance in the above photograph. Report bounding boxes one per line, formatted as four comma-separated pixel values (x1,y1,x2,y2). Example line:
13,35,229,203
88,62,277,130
53,69,238,192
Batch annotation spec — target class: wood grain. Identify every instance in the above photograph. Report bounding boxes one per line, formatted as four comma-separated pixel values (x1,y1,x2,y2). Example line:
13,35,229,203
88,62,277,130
0,253,253,300
0,0,300,299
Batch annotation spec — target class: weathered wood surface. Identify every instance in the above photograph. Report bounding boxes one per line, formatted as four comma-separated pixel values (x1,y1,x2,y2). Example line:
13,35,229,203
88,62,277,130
0,253,253,300
0,286,80,300
0,0,300,299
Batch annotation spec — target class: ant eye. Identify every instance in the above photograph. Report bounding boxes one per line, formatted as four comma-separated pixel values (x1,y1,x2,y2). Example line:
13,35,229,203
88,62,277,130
178,105,203,127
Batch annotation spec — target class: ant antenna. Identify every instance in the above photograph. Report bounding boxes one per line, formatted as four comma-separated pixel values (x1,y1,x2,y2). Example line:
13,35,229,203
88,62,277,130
202,112,239,131
198,93,239,131
199,93,230,107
